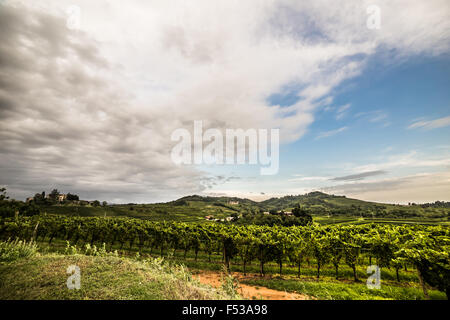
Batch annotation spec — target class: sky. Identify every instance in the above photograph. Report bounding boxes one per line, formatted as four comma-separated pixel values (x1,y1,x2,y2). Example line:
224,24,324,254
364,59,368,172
0,0,449,204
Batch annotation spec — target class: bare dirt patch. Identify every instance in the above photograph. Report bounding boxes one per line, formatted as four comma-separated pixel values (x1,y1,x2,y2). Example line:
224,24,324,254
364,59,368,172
193,271,312,300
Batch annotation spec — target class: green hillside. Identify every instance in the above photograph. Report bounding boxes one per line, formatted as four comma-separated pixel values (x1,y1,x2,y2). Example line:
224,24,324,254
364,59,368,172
38,200,239,222
260,192,449,220
261,191,406,212
0,241,237,300
18,192,450,224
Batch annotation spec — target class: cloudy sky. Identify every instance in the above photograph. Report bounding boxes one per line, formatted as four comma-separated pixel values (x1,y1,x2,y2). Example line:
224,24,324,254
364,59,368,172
1,0,449,204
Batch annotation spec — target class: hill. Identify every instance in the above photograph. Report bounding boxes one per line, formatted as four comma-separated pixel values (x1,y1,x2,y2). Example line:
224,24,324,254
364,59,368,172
260,191,449,220
0,242,238,300
9,191,449,224
166,192,449,221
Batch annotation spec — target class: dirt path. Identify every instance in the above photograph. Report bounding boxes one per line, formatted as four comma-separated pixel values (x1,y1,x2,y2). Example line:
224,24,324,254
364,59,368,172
194,271,312,300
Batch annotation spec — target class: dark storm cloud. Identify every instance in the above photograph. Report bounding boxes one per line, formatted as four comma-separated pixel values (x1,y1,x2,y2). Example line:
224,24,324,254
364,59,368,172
331,170,387,181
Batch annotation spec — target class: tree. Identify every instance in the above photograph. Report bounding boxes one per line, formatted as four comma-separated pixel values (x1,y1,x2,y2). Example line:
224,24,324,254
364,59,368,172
292,205,308,217
102,201,108,207
0,187,15,218
0,188,41,218
0,187,9,201
92,200,100,207
19,203,40,216
291,205,313,225
49,189,60,202
67,193,79,201
32,191,49,205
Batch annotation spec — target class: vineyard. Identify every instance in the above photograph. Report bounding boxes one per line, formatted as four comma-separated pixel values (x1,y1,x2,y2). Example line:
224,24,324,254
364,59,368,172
1,214,449,298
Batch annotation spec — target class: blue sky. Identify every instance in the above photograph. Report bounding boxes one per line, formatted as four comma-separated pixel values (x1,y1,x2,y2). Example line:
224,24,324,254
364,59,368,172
203,53,450,203
292,54,450,160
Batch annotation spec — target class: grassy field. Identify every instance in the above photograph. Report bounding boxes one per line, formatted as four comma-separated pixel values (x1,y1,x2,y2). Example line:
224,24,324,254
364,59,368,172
241,277,446,300
22,237,446,300
1,237,447,300
38,203,448,226
39,201,237,223
0,241,238,300
312,215,450,226
20,237,416,282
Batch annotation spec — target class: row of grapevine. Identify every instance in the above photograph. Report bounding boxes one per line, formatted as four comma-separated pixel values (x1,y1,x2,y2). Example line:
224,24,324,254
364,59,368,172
0,215,448,297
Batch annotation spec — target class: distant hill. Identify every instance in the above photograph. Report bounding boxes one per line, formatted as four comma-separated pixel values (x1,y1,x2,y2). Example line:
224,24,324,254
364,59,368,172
173,192,449,220
176,195,259,206
13,191,448,223
175,191,384,210
260,191,384,212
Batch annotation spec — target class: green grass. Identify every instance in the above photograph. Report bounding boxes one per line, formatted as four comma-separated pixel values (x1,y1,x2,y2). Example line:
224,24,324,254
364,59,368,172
0,242,239,300
242,278,447,300
313,215,449,226
40,201,238,223
0,239,38,263
2,238,446,300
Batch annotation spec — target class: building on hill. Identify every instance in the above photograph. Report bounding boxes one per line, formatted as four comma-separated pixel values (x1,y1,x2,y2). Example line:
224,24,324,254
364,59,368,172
228,201,239,205
26,197,34,203
58,194,67,202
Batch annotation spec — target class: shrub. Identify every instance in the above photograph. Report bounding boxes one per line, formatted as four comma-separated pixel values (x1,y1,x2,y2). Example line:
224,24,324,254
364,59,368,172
0,239,37,263
220,266,240,299
64,241,118,257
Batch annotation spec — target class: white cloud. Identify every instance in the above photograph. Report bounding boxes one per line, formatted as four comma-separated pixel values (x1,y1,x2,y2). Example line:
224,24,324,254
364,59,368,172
316,127,348,140
408,116,450,130
289,176,330,182
369,112,388,123
336,104,351,120
355,110,389,125
352,151,450,172
321,172,450,204
1,0,450,202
